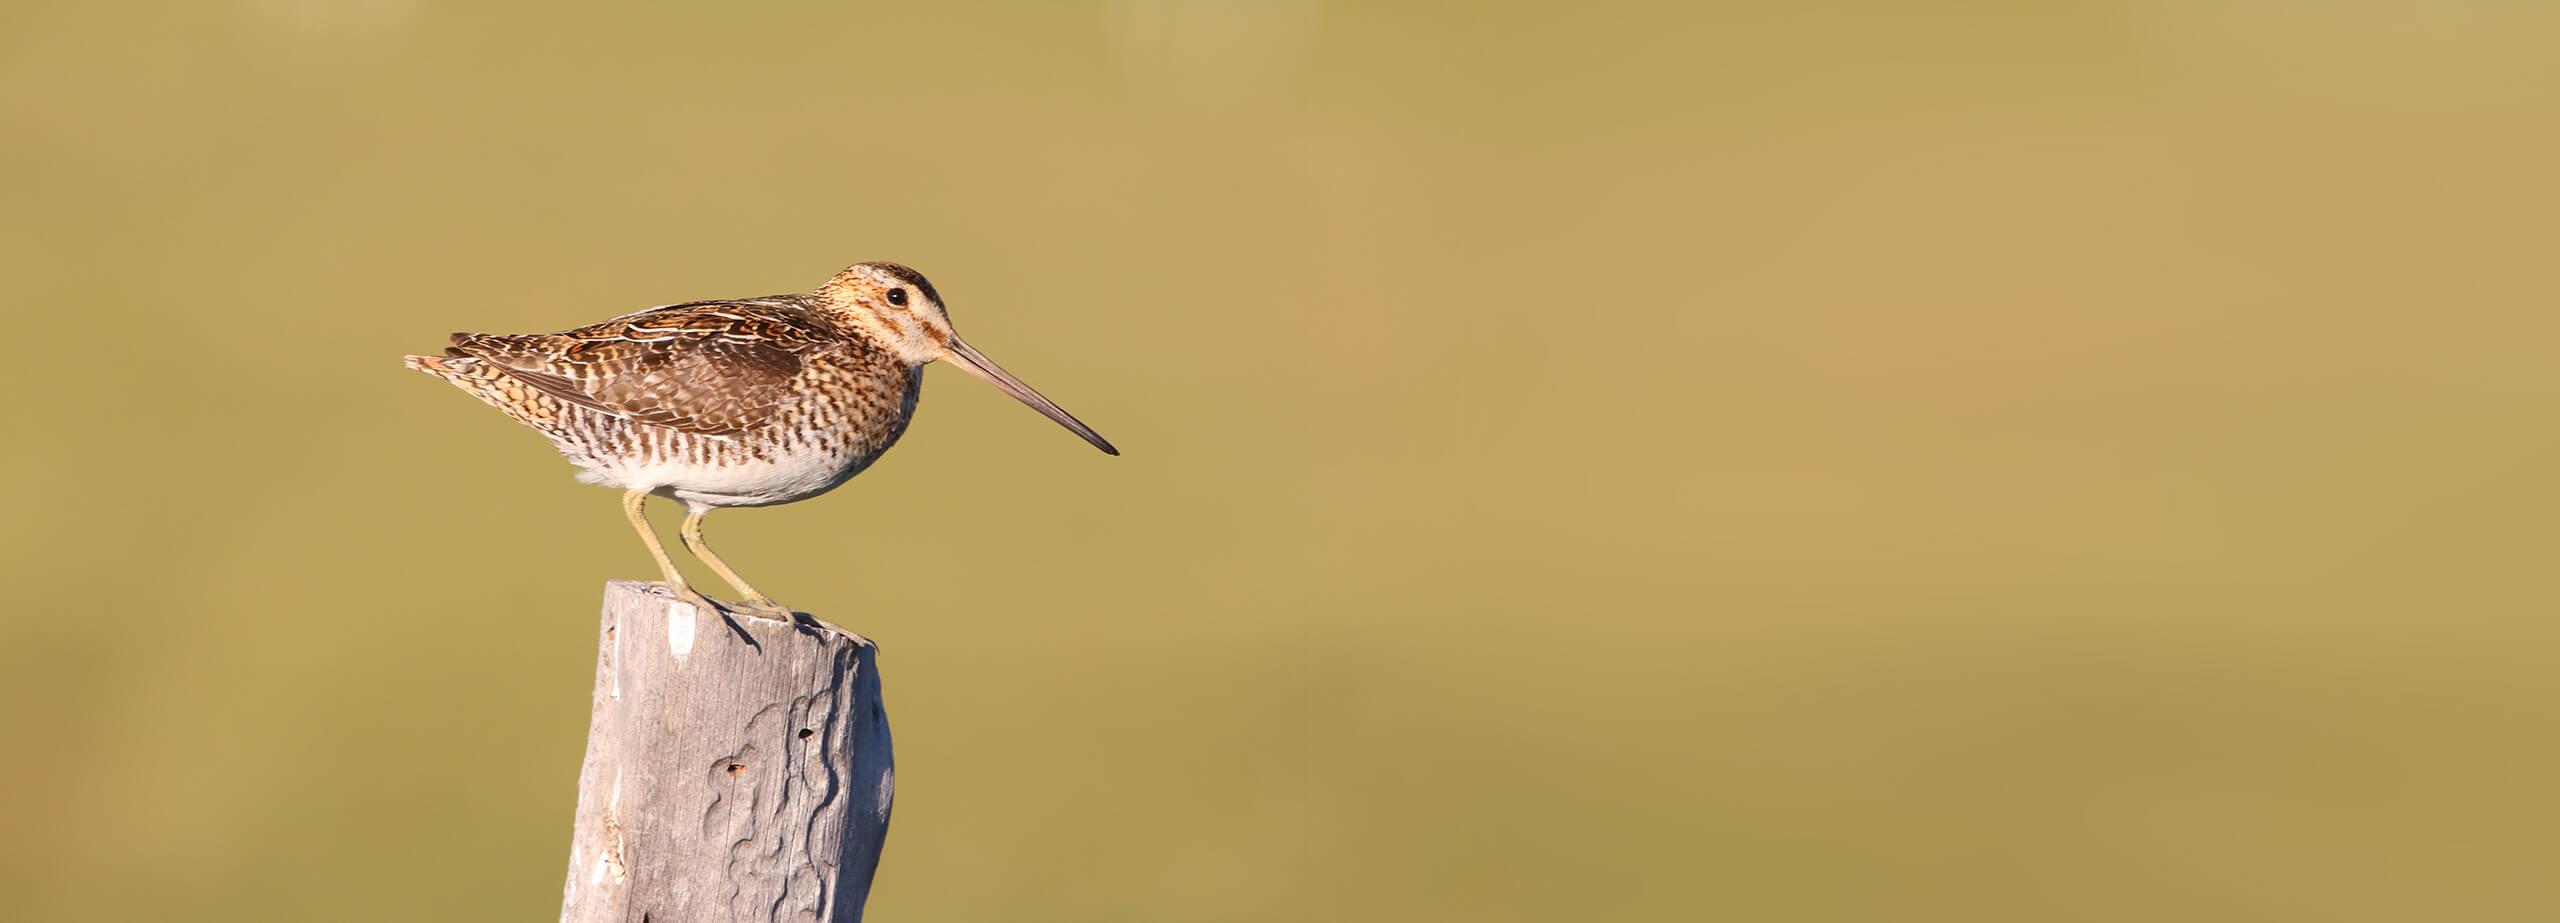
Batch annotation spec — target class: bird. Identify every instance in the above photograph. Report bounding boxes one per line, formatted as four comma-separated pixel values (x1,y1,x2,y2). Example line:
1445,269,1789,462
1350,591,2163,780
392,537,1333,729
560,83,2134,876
404,261,1117,627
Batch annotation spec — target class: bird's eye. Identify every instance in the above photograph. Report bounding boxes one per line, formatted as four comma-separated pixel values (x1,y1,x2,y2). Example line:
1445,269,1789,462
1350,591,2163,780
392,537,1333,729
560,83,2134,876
885,288,909,307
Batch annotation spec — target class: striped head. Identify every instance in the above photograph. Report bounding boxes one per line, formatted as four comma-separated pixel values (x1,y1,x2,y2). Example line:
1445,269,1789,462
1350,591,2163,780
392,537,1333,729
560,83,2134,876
816,261,955,364
814,261,1119,456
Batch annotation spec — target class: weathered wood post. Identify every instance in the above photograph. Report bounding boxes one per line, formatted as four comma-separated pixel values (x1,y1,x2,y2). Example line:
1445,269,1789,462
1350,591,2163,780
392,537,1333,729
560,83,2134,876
560,581,894,923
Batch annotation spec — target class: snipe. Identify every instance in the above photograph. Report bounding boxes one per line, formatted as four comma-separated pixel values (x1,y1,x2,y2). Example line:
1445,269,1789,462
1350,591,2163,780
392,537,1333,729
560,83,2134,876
404,261,1117,625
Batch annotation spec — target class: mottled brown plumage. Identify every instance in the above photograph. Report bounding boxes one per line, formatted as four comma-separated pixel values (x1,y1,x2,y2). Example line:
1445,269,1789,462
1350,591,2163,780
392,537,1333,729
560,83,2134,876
405,261,1117,625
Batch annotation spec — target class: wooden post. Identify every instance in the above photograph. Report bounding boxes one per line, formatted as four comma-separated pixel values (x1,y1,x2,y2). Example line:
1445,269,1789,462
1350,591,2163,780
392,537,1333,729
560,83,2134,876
560,581,894,923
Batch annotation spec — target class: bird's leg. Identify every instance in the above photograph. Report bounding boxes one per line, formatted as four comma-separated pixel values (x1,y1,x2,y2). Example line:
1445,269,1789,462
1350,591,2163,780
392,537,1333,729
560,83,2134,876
679,508,795,622
623,489,728,619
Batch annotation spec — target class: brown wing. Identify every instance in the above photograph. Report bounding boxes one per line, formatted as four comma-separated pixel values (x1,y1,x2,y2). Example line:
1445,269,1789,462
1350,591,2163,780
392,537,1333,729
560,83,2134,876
447,303,819,436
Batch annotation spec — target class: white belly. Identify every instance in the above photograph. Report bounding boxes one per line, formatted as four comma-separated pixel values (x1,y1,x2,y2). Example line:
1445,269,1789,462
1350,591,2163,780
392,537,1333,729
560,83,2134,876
573,447,868,509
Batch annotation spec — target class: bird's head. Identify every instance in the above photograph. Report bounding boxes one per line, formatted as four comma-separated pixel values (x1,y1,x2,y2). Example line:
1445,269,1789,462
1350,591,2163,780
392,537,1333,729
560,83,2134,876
816,261,1119,456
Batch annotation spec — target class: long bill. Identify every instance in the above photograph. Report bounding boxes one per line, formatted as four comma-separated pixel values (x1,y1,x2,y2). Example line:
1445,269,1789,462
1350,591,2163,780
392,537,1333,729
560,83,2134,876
942,337,1121,456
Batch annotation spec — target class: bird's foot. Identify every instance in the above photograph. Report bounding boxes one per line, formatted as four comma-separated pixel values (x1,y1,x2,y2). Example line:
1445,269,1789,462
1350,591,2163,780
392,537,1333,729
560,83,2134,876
730,598,800,624
741,601,867,645
758,605,868,646
648,585,868,645
650,583,732,621
810,618,871,648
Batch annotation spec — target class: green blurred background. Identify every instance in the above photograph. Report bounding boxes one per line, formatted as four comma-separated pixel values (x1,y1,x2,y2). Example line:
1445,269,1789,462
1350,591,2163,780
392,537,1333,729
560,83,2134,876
5,1,2557,920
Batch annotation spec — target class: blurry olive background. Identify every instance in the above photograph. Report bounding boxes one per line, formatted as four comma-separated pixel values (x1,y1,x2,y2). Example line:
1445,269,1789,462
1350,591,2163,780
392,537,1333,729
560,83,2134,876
4,1,2557,920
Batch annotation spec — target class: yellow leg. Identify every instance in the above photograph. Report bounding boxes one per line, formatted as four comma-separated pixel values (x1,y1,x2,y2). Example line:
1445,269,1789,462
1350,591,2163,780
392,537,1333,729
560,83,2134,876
624,489,726,618
680,508,792,619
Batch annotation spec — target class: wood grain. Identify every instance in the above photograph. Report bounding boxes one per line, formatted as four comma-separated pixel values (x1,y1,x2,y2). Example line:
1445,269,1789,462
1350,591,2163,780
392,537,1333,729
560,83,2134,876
560,581,893,923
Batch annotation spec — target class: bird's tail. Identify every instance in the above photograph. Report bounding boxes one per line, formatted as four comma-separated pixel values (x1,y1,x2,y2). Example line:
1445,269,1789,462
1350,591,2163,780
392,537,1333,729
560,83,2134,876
403,353,471,376
404,352,565,427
